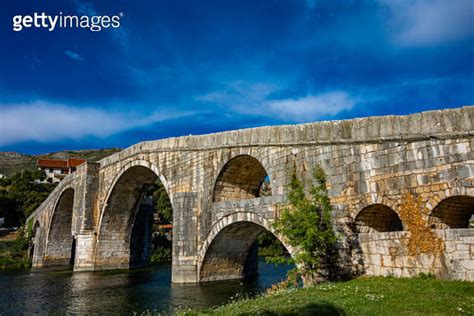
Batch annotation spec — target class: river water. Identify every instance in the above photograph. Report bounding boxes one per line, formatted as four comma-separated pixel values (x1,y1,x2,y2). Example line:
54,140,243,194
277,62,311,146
0,259,293,315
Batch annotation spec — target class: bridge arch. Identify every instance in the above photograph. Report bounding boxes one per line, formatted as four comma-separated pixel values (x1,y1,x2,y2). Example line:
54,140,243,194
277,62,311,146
198,211,293,282
95,159,171,269
428,195,474,229
44,187,76,267
102,159,171,203
354,204,403,233
212,154,272,202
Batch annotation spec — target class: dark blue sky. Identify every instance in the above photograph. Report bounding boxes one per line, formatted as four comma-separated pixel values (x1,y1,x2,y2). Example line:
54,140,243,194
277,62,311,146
0,0,473,154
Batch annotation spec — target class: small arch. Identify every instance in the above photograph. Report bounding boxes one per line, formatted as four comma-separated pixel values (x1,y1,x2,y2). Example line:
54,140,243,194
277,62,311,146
199,212,293,282
429,195,474,229
213,155,271,202
355,204,403,233
44,188,75,267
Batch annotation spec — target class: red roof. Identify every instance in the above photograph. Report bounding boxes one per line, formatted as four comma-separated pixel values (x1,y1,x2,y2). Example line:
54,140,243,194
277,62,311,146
37,158,86,169
37,159,67,168
67,158,86,168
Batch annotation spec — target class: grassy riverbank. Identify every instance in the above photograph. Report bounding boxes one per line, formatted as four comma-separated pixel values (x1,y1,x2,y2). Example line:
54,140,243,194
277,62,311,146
0,240,30,270
0,229,31,270
177,276,473,315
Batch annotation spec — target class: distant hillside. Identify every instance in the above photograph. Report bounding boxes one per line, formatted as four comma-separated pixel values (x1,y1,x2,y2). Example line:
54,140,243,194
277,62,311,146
0,148,121,177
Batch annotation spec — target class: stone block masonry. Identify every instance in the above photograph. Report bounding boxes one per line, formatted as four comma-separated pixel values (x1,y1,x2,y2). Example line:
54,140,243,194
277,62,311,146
357,229,474,280
27,106,474,282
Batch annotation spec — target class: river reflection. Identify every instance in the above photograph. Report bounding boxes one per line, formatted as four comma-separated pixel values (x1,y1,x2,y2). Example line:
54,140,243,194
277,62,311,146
0,259,293,315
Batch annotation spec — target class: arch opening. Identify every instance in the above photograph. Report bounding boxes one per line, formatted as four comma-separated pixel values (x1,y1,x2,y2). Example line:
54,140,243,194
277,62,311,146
96,165,173,269
200,221,291,282
355,204,403,233
213,155,271,202
429,196,474,229
45,188,75,267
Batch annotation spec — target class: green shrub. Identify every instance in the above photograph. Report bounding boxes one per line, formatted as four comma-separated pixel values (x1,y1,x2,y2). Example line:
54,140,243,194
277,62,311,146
150,245,172,264
0,228,31,270
273,166,337,285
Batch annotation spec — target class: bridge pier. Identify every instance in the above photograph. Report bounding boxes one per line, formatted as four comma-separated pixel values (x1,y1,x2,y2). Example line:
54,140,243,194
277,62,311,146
73,231,96,271
171,192,199,283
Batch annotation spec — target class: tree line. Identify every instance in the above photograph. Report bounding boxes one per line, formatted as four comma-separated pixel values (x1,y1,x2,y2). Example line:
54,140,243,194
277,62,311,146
0,170,56,227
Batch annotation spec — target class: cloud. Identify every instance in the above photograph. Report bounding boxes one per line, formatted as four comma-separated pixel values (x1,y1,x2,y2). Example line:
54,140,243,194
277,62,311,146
0,102,193,146
65,50,84,63
266,92,356,121
381,0,474,46
198,81,279,105
198,82,357,123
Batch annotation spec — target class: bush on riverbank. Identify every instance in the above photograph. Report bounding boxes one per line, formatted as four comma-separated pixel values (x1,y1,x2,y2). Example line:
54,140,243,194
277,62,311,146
150,234,172,264
176,276,474,315
0,229,30,270
150,245,171,264
272,166,338,285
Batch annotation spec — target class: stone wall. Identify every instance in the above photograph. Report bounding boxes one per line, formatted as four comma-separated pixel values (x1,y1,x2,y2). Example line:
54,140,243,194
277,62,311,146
357,229,474,280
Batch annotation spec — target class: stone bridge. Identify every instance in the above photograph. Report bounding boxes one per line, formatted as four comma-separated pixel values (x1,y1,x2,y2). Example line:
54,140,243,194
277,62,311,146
28,106,474,282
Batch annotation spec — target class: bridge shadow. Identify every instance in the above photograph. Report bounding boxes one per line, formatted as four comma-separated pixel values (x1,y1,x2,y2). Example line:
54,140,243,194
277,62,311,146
253,301,346,315
346,220,366,278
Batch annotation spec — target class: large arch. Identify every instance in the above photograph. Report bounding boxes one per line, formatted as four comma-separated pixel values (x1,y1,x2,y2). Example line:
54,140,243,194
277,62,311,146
44,188,75,267
198,212,292,282
354,204,403,233
95,161,171,269
429,195,474,229
212,155,271,202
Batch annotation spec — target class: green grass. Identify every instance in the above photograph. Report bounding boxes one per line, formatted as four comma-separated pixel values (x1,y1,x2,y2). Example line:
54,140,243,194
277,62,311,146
178,276,474,315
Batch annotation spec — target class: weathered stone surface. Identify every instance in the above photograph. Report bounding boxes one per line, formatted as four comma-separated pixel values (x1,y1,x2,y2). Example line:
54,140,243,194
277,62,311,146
27,106,474,282
357,229,474,280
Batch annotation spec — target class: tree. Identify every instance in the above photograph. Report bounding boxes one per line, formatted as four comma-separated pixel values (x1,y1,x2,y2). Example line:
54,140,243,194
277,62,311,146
0,170,55,227
273,166,337,285
149,180,173,265
257,230,288,258
152,180,173,223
